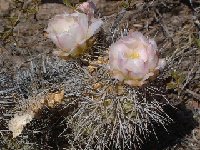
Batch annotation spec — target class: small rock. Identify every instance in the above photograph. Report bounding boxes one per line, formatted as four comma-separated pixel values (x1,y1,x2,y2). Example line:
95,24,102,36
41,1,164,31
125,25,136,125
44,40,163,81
36,3,74,20
0,0,10,13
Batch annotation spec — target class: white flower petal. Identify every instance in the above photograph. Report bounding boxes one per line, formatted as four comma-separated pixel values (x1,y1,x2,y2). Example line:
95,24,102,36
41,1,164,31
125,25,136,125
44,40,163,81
124,59,147,78
51,31,77,51
109,43,128,70
87,18,103,38
78,13,89,34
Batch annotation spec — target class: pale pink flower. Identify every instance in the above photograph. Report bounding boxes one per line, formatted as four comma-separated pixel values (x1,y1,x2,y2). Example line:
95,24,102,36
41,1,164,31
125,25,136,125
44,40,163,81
46,11,103,58
76,1,96,19
109,31,166,86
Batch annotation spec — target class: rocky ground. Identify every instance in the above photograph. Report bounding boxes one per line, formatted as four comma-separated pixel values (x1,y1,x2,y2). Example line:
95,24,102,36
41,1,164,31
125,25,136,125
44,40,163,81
0,0,200,150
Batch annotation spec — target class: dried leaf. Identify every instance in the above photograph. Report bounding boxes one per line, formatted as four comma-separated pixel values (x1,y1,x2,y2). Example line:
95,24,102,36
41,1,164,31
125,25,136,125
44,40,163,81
45,90,65,107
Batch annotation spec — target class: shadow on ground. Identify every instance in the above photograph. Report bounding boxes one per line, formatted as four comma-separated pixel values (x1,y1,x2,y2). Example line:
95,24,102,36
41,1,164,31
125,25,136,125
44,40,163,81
22,102,198,150
142,103,198,150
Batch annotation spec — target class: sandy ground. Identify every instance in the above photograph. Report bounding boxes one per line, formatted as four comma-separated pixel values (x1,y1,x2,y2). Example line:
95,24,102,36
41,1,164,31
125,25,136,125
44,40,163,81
0,0,200,149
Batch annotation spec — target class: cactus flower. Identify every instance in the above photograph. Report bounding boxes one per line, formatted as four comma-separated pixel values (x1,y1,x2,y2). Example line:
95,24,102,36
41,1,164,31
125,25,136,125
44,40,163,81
46,11,103,59
109,31,166,86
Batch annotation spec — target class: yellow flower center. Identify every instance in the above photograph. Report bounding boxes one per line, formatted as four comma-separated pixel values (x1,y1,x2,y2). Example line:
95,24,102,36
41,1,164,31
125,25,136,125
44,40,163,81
128,52,140,59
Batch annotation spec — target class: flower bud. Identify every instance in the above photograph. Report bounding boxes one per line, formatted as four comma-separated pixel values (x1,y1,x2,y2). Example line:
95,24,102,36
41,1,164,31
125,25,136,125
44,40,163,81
46,11,103,59
76,1,96,19
109,31,166,86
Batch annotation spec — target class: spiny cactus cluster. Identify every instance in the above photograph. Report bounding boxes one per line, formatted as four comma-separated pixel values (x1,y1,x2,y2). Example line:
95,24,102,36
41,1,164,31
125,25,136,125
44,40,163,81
66,65,173,149
2,43,173,149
